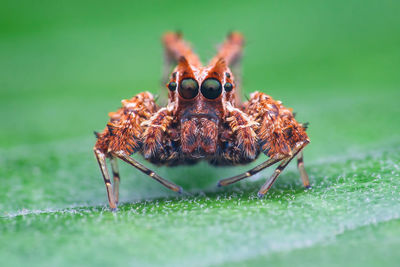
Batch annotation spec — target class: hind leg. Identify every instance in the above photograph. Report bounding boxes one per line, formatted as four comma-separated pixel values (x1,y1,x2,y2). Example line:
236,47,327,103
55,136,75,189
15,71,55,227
210,32,244,103
297,150,310,188
113,151,182,193
258,142,308,198
110,157,120,204
94,149,117,210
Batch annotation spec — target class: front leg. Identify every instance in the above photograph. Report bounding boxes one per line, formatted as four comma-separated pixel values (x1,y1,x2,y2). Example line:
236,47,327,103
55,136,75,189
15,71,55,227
244,91,309,158
94,93,181,209
219,92,310,196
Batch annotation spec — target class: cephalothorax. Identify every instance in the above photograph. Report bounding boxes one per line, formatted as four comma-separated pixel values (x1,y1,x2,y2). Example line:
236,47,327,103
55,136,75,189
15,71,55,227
94,32,310,210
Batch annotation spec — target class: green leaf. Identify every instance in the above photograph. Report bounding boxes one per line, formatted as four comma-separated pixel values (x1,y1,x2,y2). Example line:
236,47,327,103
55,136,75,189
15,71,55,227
1,0,400,266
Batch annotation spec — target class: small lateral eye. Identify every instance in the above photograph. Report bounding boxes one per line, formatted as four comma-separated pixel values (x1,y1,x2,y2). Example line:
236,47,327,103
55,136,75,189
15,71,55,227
201,78,222,99
178,78,199,99
168,81,177,91
224,82,233,92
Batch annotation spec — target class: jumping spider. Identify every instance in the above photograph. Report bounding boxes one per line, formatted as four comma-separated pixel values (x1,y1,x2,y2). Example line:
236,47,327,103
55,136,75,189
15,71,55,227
94,32,310,210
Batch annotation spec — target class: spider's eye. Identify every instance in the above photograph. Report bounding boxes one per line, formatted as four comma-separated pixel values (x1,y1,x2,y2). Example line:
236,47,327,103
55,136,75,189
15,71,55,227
201,78,222,99
224,82,233,92
178,78,199,99
168,81,177,91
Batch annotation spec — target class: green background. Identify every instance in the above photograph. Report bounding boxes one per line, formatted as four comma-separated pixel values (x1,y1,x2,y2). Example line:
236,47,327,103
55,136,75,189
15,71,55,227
1,0,399,266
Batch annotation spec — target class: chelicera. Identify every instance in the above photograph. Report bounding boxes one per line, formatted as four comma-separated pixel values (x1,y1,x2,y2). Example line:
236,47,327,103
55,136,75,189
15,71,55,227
94,32,310,210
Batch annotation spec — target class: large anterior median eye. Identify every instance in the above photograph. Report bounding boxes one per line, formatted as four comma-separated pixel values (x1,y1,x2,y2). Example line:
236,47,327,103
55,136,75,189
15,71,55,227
178,78,199,99
201,78,222,99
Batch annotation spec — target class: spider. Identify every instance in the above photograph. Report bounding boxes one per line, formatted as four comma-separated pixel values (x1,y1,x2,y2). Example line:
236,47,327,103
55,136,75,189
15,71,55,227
94,32,310,210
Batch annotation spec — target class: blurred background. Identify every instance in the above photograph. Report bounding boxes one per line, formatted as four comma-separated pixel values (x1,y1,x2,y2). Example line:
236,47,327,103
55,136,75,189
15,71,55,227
1,0,399,153
1,0,400,266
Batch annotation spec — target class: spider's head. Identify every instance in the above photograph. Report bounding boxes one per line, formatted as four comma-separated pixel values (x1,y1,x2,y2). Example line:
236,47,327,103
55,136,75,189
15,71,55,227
166,57,236,114
165,57,237,157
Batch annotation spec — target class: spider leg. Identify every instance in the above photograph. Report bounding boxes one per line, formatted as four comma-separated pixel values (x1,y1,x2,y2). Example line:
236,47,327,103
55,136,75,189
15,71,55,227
162,44,174,87
110,157,120,204
94,149,117,210
257,143,307,198
113,151,182,194
162,32,202,68
239,91,310,197
210,32,244,103
217,156,284,187
210,32,244,67
94,92,159,209
297,150,311,188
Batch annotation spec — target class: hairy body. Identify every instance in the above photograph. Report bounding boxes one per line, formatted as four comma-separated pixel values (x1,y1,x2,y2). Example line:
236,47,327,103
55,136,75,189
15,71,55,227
94,32,310,210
